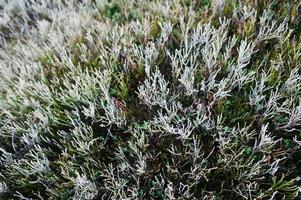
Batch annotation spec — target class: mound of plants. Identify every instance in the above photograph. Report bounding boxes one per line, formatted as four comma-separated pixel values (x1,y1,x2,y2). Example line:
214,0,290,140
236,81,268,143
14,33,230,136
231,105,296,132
0,0,301,199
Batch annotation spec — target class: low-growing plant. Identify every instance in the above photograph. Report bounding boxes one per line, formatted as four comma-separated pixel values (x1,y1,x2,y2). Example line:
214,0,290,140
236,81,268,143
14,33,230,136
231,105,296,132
0,0,301,199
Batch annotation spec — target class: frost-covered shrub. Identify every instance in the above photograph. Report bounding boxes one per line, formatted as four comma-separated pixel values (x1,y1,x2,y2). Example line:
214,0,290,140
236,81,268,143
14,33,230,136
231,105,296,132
1,0,301,199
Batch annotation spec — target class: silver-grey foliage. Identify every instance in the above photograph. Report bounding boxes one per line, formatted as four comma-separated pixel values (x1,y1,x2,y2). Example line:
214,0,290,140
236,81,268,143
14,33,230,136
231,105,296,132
1,0,301,199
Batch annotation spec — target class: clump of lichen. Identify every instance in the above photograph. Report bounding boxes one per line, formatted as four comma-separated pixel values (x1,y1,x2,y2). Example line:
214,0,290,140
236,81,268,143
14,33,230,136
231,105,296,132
1,0,301,199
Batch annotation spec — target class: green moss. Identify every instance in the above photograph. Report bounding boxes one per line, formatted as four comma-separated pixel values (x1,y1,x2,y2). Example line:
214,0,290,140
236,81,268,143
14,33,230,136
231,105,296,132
106,3,120,19
223,0,236,17
220,94,254,126
150,21,161,39
243,146,253,157
267,69,281,87
198,0,212,7
283,139,296,149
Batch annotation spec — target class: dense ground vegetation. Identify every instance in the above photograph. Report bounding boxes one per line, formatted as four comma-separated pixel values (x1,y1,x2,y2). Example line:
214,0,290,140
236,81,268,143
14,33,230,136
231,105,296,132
1,0,301,199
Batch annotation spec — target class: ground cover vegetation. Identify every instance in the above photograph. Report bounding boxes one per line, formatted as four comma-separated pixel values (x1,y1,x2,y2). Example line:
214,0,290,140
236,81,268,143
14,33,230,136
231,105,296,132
1,0,301,199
